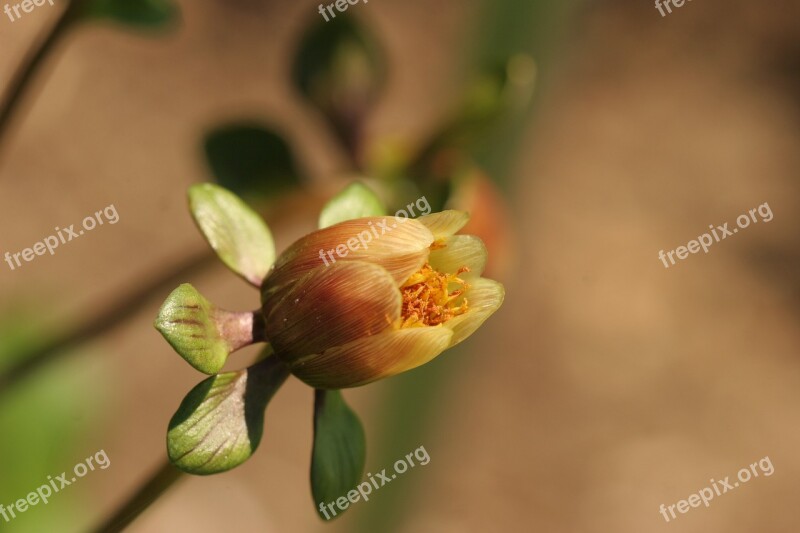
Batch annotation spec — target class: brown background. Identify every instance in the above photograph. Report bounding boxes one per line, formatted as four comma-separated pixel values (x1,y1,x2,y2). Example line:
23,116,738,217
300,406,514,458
1,0,800,531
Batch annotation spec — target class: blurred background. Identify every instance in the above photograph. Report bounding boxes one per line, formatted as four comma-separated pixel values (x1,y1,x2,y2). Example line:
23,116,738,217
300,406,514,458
2,0,800,531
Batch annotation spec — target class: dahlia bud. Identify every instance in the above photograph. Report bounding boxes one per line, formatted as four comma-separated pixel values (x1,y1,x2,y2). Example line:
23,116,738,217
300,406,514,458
260,211,504,388
158,183,505,480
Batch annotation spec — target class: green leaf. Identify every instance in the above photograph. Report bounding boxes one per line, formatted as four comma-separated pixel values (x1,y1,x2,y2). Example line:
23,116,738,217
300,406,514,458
318,182,386,228
188,183,276,286
311,389,366,520
204,124,301,201
78,0,179,29
154,284,261,375
167,354,289,475
292,16,385,154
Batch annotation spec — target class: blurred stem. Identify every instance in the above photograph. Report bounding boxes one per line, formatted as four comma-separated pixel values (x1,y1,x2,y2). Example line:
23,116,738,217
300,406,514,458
0,250,217,396
464,0,583,184
0,1,80,156
91,460,183,533
330,114,364,169
355,2,581,532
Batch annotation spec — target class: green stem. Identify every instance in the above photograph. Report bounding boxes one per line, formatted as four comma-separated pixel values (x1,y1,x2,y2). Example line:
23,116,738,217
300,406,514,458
0,1,79,158
90,460,183,533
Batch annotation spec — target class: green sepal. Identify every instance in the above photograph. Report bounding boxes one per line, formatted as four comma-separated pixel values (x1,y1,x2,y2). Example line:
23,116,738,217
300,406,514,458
310,389,366,519
318,182,386,228
167,353,289,475
154,283,261,375
188,183,276,286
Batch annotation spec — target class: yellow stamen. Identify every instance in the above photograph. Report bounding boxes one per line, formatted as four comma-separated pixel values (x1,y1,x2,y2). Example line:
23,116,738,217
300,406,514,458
400,263,469,328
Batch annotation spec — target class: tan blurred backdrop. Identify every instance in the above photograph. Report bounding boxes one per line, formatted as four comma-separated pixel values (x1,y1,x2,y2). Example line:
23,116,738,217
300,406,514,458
1,0,800,532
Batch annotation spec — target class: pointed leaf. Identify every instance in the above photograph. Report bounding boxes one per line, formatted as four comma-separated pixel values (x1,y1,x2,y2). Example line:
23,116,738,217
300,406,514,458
204,124,301,201
154,283,262,375
318,182,386,228
292,16,385,154
188,183,275,286
311,389,366,519
167,354,289,475
78,0,179,29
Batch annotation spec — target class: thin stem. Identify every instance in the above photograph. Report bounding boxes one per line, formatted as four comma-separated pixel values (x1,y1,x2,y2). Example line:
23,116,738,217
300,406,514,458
0,1,80,156
329,113,364,169
0,250,217,395
91,460,183,533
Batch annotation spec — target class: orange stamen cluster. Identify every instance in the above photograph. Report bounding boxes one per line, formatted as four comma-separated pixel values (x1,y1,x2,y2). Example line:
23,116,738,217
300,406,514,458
400,263,470,328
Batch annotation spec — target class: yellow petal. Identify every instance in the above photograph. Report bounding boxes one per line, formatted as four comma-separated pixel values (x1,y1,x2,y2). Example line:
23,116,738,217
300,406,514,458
427,235,487,279
263,262,400,362
290,326,454,389
445,278,504,346
263,217,433,293
416,210,470,239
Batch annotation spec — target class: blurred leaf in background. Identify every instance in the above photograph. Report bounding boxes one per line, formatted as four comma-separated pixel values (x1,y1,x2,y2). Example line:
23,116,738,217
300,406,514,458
203,124,302,203
76,0,180,30
292,15,386,160
0,306,55,376
464,0,583,183
0,308,104,532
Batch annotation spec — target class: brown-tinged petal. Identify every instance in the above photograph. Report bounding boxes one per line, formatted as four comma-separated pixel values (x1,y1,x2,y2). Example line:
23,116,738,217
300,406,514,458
444,278,504,346
264,262,400,362
290,326,453,389
427,235,487,279
263,217,433,294
416,210,470,239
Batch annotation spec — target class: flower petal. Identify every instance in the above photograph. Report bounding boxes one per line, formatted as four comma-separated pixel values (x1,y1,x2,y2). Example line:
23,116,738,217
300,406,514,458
445,278,504,346
264,261,400,362
263,217,433,291
416,210,470,239
291,326,454,389
427,235,487,279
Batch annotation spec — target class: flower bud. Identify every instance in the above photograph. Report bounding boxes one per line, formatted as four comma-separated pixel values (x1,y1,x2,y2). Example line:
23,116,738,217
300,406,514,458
261,211,504,388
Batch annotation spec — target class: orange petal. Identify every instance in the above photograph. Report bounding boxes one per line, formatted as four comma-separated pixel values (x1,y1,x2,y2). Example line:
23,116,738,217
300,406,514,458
444,278,504,346
290,326,454,389
263,217,433,294
427,235,487,279
264,261,401,362
416,210,470,239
